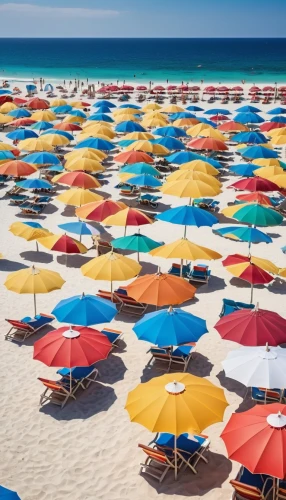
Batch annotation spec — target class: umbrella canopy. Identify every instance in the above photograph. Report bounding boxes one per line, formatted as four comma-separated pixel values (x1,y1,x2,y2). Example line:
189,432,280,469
223,253,279,275
16,178,52,190
150,238,222,262
23,152,60,166
0,486,21,500
218,121,249,132
18,138,54,152
51,293,117,326
120,163,161,176
125,272,196,306
115,121,146,133
52,171,101,189
75,137,115,151
151,136,185,151
232,131,267,144
215,307,286,346
153,126,187,138
127,174,162,188
37,234,88,254
166,170,221,186
215,226,272,245
179,160,219,176
222,203,283,226
236,192,275,206
133,306,208,347
222,344,286,388
4,265,65,315
235,112,264,124
230,176,279,192
31,110,56,122
270,174,286,189
188,137,228,151
0,160,37,177
229,163,259,177
112,232,162,253
7,129,37,141
56,188,103,207
33,326,111,367
103,207,154,235
160,178,221,199
58,222,100,239
65,148,106,161
76,199,125,222
64,158,104,173
9,221,51,243
221,403,286,479
124,132,154,141
114,151,154,164
241,145,278,159
156,205,218,229
31,121,53,132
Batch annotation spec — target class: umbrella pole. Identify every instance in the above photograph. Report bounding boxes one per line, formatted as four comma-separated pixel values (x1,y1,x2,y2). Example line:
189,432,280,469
70,371,72,395
111,281,113,302
124,226,127,237
80,234,82,243
174,435,178,480
250,283,254,304
34,293,37,316
137,251,140,262
36,241,39,252
183,225,187,239
180,259,183,278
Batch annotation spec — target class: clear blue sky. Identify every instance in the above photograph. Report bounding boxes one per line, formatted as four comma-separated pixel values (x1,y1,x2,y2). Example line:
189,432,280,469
0,0,285,38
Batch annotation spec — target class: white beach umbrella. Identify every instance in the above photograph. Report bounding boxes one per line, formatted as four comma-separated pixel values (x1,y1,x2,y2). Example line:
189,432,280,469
222,344,286,389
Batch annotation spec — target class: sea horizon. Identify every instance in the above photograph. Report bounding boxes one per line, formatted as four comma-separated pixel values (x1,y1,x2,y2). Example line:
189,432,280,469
0,37,286,84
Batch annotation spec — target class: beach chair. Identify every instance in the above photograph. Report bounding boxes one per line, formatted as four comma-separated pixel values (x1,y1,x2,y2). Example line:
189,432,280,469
6,186,23,196
97,289,148,316
57,365,99,389
193,198,220,212
168,262,191,278
9,194,30,205
277,480,286,499
93,238,113,256
154,433,210,475
136,194,161,208
19,201,46,215
187,264,211,283
5,313,54,342
101,327,122,349
251,387,283,404
147,344,196,372
0,175,7,185
38,377,81,408
219,299,255,317
138,444,176,482
119,186,139,197
33,195,51,204
230,467,273,500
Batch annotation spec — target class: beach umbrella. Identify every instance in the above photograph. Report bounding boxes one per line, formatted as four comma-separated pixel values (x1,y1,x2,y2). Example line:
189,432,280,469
65,148,106,161
125,373,228,478
179,160,219,176
112,231,163,261
151,136,186,150
161,105,185,113
188,137,228,151
222,344,286,389
270,116,286,123
236,105,261,113
0,160,37,177
214,306,286,346
50,98,67,107
120,163,161,176
215,226,272,248
0,486,21,499
64,158,104,173
229,163,259,177
88,113,114,123
223,253,279,275
51,293,117,326
115,121,146,133
56,188,103,207
54,122,82,132
94,106,113,114
0,102,17,113
47,165,64,173
173,118,199,127
10,118,36,128
126,271,195,306
31,121,53,132
52,171,101,189
9,221,51,251
156,205,218,237
235,112,264,124
114,108,142,116
217,121,248,132
270,135,286,146
75,137,115,152
4,265,65,315
114,114,140,124
0,114,14,124
58,222,100,242
229,176,279,192
27,97,49,110
37,234,88,257
18,138,54,152
127,173,162,188
166,151,206,164
133,306,208,347
52,104,73,114
42,129,74,141
236,191,275,206
170,112,196,120
252,158,286,168
270,174,286,189
31,110,56,121
94,100,116,108
204,108,231,115
124,132,154,141
240,145,278,159
160,177,221,199
42,133,70,147
76,199,125,222
118,140,136,148
166,170,221,187
126,140,169,156
153,126,187,138
267,128,286,138
16,178,52,190
222,203,283,226
81,251,141,293
63,114,85,125
260,121,286,132
114,151,153,164
23,152,60,166
253,165,284,179
186,105,204,112
268,107,286,115
103,207,154,236
6,129,38,142
0,142,16,151
232,131,268,144
221,403,286,480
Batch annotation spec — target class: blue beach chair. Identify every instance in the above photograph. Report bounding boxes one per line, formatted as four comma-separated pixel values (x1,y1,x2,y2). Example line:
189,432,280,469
148,344,196,372
101,327,122,349
168,262,191,278
219,299,255,317
187,264,211,283
5,313,54,342
230,466,273,499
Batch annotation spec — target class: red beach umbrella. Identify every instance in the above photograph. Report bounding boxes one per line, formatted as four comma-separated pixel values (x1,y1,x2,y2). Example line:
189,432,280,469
136,86,147,91
218,121,248,132
13,97,28,105
75,199,126,222
236,191,274,206
120,85,134,91
0,95,13,105
37,234,88,254
260,122,286,132
232,86,243,91
27,97,50,110
190,86,200,91
54,123,82,132
33,325,112,368
217,86,229,92
153,85,165,91
229,176,279,192
221,403,286,479
114,151,154,164
10,118,36,127
53,171,101,189
250,86,261,93
0,160,37,177
214,306,286,346
210,115,230,122
263,86,275,92
188,137,228,151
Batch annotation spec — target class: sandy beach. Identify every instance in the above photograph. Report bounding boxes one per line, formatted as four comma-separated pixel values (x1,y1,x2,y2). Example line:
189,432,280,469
0,80,285,500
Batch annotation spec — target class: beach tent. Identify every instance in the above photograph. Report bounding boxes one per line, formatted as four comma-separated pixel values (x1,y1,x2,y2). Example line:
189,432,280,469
44,83,54,92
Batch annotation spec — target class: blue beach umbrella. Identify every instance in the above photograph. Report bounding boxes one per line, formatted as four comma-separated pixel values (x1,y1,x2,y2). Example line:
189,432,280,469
235,112,264,124
58,221,100,236
202,156,223,168
153,126,187,138
119,104,141,109
268,107,286,115
51,105,73,114
23,152,61,165
229,163,259,177
115,121,146,133
51,293,117,326
75,137,115,151
87,113,114,123
270,116,286,123
128,174,162,188
0,485,21,499
6,129,38,141
151,136,186,150
16,178,52,190
112,232,163,258
68,109,87,118
24,221,43,229
156,205,218,237
236,105,261,113
121,163,161,176
0,89,12,95
170,112,196,120
46,164,64,172
240,145,278,159
198,117,217,127
166,151,205,164
0,151,15,161
8,108,31,118
133,306,208,347
215,226,272,248
95,105,112,113
232,131,268,144
31,121,53,132
93,100,116,108
204,108,231,115
186,105,204,112
42,129,74,141
117,139,136,147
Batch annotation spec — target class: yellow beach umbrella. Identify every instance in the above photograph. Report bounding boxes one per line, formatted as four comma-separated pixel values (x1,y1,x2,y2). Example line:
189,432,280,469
18,138,54,152
179,160,220,176
70,101,88,109
0,142,15,151
161,179,221,199
56,188,103,207
43,134,70,147
187,123,214,136
270,135,286,146
81,250,142,293
124,132,154,141
269,174,286,189
252,158,282,168
0,114,13,124
173,118,199,128
161,104,185,113
195,127,227,141
80,124,115,139
113,114,139,124
279,268,286,278
225,255,279,275
253,165,284,179
63,114,86,124
4,265,65,315
65,147,106,161
83,120,112,129
266,127,286,137
50,98,67,107
142,103,161,112
31,110,56,121
125,373,228,479
0,102,17,113
143,110,166,119
125,140,169,155
9,222,51,251
113,108,143,116
141,116,168,128
167,169,221,183
118,172,136,182
78,132,112,142
65,157,105,173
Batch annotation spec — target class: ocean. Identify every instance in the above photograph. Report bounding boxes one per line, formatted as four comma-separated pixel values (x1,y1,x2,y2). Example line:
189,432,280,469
0,38,286,84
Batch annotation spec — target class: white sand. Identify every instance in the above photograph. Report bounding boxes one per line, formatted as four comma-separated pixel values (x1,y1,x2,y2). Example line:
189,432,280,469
0,81,285,500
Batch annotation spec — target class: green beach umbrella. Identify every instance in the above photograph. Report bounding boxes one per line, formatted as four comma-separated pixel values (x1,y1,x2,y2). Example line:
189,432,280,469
222,203,283,227
112,230,163,261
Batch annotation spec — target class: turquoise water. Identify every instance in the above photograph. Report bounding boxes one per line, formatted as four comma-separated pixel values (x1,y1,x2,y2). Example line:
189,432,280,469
1,38,286,83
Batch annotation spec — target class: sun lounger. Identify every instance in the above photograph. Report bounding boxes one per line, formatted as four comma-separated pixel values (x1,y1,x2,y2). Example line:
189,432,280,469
33,195,51,204
154,433,210,474
168,262,191,278
138,444,176,482
230,466,273,500
101,327,122,348
5,313,54,342
136,194,161,208
277,480,286,499
147,344,196,372
6,186,24,196
220,298,255,317
119,186,139,196
96,289,147,316
93,238,113,256
187,264,211,283
19,202,46,215
193,198,220,212
57,365,99,389
0,175,7,185
251,387,284,404
9,194,30,205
